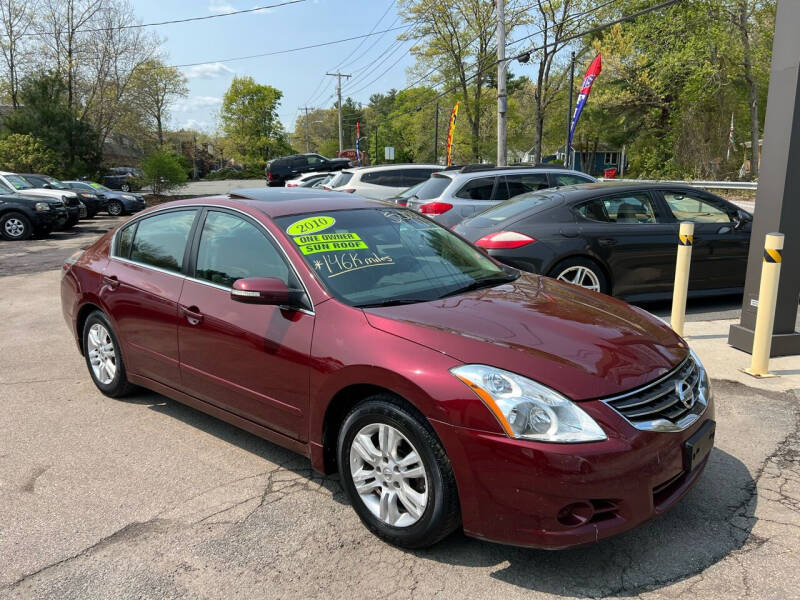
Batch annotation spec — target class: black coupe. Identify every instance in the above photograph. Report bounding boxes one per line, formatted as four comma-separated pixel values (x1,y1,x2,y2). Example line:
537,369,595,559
453,182,752,301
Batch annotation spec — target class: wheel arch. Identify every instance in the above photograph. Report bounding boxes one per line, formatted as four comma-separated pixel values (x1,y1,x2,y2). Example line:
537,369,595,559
75,301,105,355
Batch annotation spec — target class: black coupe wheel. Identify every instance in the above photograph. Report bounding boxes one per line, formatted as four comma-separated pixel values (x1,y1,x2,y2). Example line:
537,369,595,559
337,395,460,548
0,212,32,240
107,200,124,216
549,257,610,294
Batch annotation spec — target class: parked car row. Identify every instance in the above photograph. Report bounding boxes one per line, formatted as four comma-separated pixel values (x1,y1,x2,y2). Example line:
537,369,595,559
312,162,752,301
0,171,146,241
266,153,351,186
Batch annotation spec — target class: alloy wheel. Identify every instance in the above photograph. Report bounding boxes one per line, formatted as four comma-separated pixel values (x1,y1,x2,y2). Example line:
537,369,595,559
4,217,26,238
87,323,116,384
108,201,123,216
557,265,601,292
349,423,429,527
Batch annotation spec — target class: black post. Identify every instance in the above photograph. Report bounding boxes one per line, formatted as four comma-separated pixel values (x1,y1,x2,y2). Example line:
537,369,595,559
565,51,575,169
433,101,440,164
728,0,800,356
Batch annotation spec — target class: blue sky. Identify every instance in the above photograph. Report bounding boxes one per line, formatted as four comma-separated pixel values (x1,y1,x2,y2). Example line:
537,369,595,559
133,0,418,134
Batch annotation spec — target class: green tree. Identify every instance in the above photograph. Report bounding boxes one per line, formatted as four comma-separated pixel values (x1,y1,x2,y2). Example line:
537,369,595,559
0,133,59,174
220,76,292,166
141,149,187,197
128,59,188,147
3,71,101,176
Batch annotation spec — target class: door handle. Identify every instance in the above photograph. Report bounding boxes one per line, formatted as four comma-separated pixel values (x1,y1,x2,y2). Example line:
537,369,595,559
102,274,120,290
598,238,617,246
181,305,204,325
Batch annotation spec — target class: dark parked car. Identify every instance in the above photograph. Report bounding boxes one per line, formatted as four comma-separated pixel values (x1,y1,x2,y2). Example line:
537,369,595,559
0,171,81,228
20,174,106,218
0,179,68,240
103,167,143,192
266,153,350,186
64,181,146,216
454,182,752,301
61,188,714,550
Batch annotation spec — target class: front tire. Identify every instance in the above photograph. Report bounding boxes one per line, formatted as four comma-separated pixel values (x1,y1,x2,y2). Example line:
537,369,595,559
337,395,460,548
107,200,125,216
0,212,32,240
549,257,610,294
82,311,136,397
120,183,131,192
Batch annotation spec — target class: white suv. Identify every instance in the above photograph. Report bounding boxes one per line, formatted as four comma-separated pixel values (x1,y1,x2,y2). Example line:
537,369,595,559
325,164,442,200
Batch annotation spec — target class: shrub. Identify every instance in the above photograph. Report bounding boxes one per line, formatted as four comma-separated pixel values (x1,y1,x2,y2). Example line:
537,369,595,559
141,150,187,197
0,133,59,175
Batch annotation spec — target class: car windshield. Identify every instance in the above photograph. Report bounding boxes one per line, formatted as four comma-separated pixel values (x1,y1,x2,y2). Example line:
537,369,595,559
413,175,451,200
5,174,33,189
397,181,426,199
89,182,112,191
35,175,69,189
328,171,353,188
467,190,561,226
274,208,517,307
0,180,14,194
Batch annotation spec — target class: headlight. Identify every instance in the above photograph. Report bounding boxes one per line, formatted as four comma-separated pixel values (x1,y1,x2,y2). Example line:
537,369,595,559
450,365,607,442
690,348,712,402
80,193,93,198
35,202,50,212
123,194,135,200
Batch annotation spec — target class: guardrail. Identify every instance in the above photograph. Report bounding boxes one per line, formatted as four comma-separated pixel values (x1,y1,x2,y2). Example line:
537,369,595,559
599,178,758,191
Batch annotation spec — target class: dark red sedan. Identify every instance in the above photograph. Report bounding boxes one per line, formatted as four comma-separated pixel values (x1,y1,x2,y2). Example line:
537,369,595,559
60,188,715,549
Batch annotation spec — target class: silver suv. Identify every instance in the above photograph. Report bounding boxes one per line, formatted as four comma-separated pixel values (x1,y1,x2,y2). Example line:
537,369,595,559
406,165,596,227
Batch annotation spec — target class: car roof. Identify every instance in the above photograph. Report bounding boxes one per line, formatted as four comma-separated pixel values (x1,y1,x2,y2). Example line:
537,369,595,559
446,166,592,180
507,181,726,203
183,187,387,218
343,163,441,174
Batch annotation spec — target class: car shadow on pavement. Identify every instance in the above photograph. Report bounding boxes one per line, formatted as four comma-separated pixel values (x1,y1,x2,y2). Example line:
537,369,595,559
119,390,350,507
416,447,756,597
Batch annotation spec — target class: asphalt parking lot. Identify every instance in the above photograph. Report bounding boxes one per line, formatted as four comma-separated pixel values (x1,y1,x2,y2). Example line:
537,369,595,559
1,216,798,599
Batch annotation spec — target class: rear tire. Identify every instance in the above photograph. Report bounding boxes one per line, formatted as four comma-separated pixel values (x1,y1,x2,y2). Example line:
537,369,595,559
337,395,460,548
549,257,610,295
82,311,136,398
120,183,131,192
0,212,32,240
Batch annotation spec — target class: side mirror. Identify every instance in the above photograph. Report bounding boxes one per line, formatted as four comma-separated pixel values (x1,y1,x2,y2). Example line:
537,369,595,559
231,277,290,305
42,183,53,189
732,210,752,229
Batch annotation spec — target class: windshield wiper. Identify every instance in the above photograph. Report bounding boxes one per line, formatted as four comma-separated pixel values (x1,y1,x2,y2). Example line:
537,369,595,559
437,273,519,299
358,297,433,308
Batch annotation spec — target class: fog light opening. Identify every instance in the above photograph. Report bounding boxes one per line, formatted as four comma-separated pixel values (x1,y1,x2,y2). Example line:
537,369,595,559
557,502,594,527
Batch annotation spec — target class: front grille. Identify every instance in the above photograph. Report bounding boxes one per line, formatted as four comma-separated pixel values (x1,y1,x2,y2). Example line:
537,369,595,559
63,195,79,207
603,357,707,432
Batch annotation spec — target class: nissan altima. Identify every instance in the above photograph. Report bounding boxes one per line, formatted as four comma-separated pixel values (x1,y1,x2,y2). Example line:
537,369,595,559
61,188,715,549
454,182,752,300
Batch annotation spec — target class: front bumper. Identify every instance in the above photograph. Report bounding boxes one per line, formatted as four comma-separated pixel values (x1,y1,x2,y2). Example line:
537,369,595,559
431,396,715,549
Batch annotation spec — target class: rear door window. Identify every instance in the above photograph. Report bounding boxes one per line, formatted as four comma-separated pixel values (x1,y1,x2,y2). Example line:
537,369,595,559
455,177,497,200
362,170,401,187
402,169,436,187
599,194,658,223
129,210,197,272
329,172,353,187
290,157,307,169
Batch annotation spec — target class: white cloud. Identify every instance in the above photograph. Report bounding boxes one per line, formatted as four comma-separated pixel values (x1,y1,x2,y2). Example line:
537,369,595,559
174,96,223,112
181,119,212,131
183,62,235,79
208,1,236,14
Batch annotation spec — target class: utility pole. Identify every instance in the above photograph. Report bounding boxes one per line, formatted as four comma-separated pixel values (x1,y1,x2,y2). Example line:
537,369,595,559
326,72,351,154
496,0,507,167
374,125,379,164
433,101,440,164
299,106,314,152
565,51,575,169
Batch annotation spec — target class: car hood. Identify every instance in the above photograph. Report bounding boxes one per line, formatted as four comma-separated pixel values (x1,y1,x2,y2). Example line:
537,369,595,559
363,273,687,400
13,188,77,199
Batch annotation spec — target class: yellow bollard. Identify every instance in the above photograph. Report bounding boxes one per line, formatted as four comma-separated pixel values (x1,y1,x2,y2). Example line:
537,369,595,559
744,232,785,378
670,221,694,337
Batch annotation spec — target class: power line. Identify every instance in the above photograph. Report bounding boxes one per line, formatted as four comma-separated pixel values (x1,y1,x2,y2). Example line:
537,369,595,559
172,24,411,69
332,0,397,72
19,0,307,37
376,0,683,127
